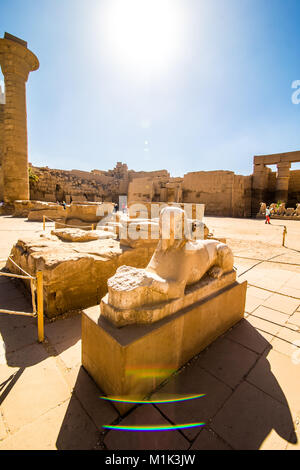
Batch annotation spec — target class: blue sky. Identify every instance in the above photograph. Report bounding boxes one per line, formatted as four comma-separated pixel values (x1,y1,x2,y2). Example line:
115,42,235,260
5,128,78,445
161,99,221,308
1,0,300,176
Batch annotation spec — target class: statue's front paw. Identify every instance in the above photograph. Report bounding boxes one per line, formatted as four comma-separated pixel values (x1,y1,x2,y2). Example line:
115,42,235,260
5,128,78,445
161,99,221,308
208,266,223,279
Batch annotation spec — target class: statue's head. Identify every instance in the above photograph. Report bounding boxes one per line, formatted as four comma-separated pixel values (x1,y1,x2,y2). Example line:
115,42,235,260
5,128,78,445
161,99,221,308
159,206,191,249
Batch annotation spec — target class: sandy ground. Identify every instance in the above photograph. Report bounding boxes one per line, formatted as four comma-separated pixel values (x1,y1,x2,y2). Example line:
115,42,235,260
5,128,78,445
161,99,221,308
0,215,299,450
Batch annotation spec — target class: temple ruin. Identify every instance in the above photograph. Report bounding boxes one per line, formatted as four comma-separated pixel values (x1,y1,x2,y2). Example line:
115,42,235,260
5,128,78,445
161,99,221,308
0,32,300,219
252,151,300,214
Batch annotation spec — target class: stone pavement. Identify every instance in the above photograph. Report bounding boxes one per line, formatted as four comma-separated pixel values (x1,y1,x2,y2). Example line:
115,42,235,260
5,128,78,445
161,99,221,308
0,215,299,450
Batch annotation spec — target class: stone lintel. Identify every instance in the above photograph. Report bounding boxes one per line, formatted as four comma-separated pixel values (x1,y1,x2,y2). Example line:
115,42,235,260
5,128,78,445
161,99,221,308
254,152,300,166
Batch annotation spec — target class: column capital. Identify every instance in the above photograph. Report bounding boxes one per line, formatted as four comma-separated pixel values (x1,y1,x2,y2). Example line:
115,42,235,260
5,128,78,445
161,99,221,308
0,37,39,82
277,161,291,169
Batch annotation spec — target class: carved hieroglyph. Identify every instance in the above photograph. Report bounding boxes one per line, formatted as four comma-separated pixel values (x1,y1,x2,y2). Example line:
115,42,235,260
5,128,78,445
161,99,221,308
101,206,236,326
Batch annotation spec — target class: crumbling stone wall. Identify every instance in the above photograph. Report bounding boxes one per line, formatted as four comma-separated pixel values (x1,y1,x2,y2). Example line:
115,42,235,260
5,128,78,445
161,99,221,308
127,169,251,217
28,158,300,219
30,163,170,204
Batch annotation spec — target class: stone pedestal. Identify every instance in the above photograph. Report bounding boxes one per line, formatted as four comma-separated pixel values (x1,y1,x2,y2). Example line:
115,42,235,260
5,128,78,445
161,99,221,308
82,279,247,414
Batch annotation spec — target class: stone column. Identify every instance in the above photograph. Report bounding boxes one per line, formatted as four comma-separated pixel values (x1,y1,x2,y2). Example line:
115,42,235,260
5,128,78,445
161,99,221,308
251,163,269,215
0,33,39,204
275,162,291,203
0,102,4,201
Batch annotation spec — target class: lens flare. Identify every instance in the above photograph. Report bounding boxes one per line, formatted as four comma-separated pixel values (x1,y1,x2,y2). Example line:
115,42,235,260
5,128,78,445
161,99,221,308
102,422,205,431
125,366,177,378
100,394,205,404
102,0,186,78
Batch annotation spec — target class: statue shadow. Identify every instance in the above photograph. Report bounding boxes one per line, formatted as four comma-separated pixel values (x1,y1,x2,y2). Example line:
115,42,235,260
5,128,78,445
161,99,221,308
54,319,298,450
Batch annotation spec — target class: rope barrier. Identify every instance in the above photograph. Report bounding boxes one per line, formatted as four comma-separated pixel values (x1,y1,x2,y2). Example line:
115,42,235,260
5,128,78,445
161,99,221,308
7,256,34,279
0,256,44,342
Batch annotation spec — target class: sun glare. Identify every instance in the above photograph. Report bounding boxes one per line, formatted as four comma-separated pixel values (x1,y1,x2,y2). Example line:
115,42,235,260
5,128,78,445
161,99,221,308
102,0,186,78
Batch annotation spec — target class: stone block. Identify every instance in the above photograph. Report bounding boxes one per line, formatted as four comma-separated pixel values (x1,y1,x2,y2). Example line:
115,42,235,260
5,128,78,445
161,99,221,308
82,280,246,414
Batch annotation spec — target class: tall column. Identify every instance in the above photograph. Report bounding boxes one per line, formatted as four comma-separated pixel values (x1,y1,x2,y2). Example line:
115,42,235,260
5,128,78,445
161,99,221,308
0,33,39,203
275,162,291,203
251,163,269,215
0,101,4,201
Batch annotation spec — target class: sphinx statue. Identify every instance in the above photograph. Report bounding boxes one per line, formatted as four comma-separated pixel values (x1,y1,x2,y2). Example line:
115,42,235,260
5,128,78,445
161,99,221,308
285,207,295,216
277,202,286,215
101,206,236,326
295,203,300,217
258,202,266,215
269,203,277,214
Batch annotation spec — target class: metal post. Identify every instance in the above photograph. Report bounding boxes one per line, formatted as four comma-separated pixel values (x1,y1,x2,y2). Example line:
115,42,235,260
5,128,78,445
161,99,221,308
36,271,44,342
92,224,94,231
282,226,287,247
43,215,45,231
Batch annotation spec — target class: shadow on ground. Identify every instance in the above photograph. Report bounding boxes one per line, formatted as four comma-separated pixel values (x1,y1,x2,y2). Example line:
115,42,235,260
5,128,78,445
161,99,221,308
56,320,298,450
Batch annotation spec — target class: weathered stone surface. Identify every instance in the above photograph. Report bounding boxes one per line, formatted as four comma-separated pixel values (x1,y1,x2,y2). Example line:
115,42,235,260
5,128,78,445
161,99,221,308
5,230,156,317
82,280,246,414
102,207,235,327
28,207,66,221
0,33,39,203
14,200,60,217
13,200,114,224
82,207,246,413
51,228,115,242
102,266,236,326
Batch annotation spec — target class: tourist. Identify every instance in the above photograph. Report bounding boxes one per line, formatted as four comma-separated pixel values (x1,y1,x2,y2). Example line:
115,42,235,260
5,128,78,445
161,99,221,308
265,206,271,224
114,202,119,213
62,201,67,210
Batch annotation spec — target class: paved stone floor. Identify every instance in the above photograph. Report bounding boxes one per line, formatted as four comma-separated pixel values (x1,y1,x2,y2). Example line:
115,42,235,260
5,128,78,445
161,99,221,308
0,215,299,450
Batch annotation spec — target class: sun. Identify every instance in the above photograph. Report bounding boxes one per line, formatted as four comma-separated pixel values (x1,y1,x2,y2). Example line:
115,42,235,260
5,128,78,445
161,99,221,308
102,0,185,78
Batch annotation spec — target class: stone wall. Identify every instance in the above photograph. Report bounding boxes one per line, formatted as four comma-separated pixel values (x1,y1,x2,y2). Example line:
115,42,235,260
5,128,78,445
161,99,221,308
182,171,252,217
29,163,170,205
29,163,253,218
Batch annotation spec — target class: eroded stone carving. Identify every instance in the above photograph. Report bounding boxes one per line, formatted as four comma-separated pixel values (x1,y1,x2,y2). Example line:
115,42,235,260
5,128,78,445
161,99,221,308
259,202,266,215
101,206,235,326
277,203,286,215
258,201,300,219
